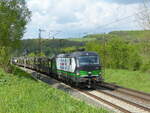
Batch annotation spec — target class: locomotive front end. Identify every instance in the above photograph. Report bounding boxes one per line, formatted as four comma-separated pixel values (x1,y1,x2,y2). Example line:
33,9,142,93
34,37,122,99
75,52,103,88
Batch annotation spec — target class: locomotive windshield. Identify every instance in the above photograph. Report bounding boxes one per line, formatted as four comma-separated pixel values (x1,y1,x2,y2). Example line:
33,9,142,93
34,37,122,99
78,56,99,66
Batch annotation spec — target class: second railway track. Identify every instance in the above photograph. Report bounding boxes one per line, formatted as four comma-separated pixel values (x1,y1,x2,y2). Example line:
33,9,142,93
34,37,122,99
100,82,150,103
101,82,150,99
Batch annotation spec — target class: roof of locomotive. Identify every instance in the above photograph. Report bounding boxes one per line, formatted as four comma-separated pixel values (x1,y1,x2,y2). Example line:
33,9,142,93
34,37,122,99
70,51,98,57
57,51,98,58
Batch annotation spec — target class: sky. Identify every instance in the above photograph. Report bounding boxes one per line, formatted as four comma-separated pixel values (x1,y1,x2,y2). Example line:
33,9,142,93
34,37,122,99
24,0,144,39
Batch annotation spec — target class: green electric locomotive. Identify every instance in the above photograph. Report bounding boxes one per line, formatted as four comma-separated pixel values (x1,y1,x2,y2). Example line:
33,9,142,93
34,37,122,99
52,51,103,88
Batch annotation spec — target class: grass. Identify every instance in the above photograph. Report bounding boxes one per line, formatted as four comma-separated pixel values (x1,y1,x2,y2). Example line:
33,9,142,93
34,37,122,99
0,67,109,113
104,69,150,93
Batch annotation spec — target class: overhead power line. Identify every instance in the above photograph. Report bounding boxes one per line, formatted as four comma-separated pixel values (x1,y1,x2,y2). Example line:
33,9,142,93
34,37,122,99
83,8,150,35
44,8,150,38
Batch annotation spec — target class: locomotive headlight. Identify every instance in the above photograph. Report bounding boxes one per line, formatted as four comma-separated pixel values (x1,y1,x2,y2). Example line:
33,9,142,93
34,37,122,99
88,72,92,74
76,72,80,76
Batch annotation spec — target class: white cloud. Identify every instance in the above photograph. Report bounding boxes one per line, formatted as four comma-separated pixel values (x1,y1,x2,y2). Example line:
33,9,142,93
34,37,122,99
27,0,51,12
24,0,141,39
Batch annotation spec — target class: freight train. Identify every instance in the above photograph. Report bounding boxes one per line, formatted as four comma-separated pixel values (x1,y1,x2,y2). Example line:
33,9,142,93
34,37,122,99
14,51,103,89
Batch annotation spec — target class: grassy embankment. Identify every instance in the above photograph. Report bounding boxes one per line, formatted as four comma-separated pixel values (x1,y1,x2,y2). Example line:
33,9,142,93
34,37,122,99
0,68,109,113
105,69,150,93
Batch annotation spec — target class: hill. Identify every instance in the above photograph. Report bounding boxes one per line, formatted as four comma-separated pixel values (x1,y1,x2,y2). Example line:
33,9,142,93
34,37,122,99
14,30,150,63
110,30,150,40
15,39,85,56
67,30,150,42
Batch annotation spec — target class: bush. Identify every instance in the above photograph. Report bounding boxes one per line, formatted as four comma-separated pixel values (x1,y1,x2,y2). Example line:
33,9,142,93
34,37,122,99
127,47,142,71
140,61,150,73
0,47,11,72
0,69,5,79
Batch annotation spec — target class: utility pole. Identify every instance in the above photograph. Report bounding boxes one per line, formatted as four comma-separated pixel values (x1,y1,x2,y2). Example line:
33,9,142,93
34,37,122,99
49,30,61,54
59,39,64,53
103,33,106,77
38,28,45,56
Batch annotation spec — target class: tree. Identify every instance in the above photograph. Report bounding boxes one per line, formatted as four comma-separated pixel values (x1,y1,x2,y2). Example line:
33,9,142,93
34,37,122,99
136,0,150,72
0,0,31,48
137,0,150,30
0,0,31,71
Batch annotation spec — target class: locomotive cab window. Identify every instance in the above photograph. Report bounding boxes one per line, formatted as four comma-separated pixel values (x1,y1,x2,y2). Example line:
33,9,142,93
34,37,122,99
78,56,99,66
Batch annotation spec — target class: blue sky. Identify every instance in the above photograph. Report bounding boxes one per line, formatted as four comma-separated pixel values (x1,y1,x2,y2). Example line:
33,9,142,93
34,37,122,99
24,0,144,39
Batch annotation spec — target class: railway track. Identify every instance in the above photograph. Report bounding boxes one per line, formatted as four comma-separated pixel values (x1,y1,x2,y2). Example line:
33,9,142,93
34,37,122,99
101,82,150,97
100,82,150,103
20,67,150,113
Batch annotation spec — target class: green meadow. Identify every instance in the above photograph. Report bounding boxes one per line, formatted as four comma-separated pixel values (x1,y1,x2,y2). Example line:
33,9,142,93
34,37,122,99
105,69,150,93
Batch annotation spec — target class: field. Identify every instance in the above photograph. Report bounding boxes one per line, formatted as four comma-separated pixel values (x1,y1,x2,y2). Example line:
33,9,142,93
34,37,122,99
0,68,109,113
104,69,150,93
67,37,97,42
